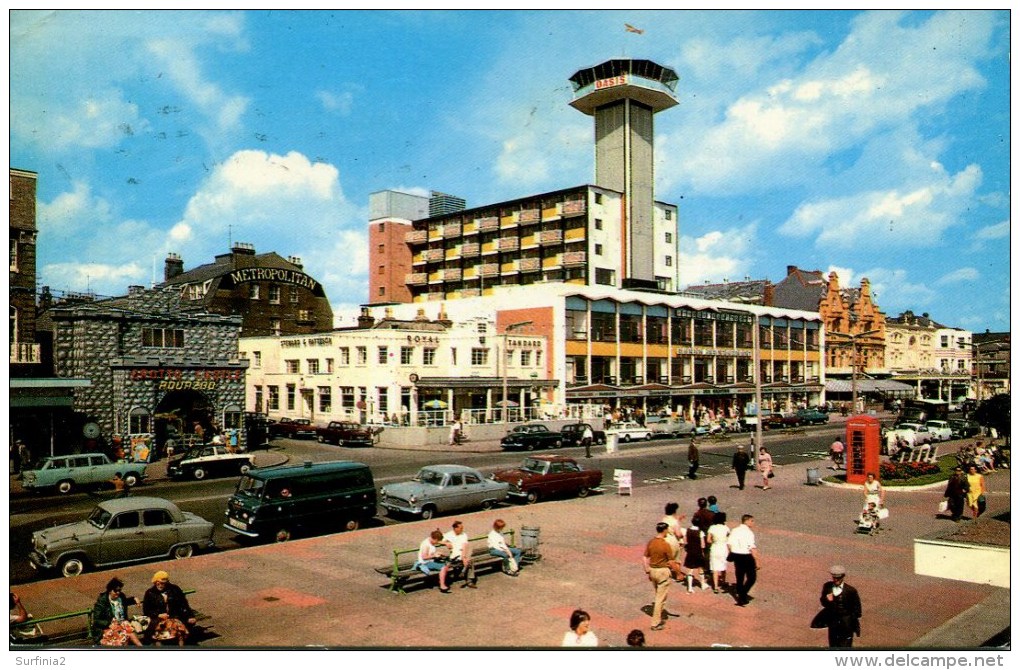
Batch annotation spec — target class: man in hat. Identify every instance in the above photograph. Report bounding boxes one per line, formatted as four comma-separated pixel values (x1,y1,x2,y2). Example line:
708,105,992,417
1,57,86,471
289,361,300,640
819,565,862,648
732,445,751,490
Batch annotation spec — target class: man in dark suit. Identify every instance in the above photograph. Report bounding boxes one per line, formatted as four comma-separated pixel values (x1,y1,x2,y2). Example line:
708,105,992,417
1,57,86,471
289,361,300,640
732,445,751,489
819,565,862,648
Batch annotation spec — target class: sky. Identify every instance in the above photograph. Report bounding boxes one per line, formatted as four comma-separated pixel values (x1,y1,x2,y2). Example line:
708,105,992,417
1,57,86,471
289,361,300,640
8,9,1012,333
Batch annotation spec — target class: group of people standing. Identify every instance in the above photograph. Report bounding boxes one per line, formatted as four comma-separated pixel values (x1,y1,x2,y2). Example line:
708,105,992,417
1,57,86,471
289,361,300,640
643,497,762,632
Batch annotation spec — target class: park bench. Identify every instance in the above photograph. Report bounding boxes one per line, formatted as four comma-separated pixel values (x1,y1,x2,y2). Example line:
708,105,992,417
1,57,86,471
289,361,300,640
10,588,199,646
375,531,520,594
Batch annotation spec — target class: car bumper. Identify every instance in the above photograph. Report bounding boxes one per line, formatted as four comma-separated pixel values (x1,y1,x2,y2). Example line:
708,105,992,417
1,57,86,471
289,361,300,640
380,501,423,517
222,518,261,538
28,551,53,571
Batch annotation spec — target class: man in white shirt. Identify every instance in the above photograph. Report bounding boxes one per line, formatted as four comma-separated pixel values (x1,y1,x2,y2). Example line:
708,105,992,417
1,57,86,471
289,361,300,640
581,424,594,458
440,520,476,591
727,514,761,606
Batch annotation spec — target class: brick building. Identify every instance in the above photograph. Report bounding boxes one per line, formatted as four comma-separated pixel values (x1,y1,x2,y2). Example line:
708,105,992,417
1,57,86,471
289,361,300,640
10,167,41,372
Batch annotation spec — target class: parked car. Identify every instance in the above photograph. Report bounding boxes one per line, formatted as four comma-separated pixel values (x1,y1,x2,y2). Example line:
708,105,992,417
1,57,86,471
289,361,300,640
948,418,981,439
645,416,697,438
491,455,603,504
605,421,652,442
924,420,953,442
21,453,147,495
379,464,509,520
559,423,607,448
167,444,254,481
316,420,376,446
268,417,317,440
885,422,933,450
500,424,563,451
29,496,215,578
779,408,829,427
740,411,782,431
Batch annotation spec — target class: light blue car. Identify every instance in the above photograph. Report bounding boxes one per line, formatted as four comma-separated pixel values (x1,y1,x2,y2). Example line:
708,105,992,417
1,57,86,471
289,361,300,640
21,453,147,494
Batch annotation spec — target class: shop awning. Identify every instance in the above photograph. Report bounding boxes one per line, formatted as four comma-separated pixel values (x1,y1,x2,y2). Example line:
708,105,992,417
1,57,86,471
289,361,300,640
824,379,915,394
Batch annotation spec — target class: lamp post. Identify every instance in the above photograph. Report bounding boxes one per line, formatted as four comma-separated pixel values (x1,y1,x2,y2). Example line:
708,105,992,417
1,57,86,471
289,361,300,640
752,314,763,463
961,339,1004,406
502,321,533,423
828,329,881,414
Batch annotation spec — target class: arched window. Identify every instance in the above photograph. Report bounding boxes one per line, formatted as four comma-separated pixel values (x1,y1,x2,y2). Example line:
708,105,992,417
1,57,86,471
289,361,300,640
129,407,151,434
222,404,242,431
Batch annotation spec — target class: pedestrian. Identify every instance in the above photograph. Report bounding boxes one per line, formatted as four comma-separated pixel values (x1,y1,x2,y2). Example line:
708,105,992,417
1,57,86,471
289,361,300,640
862,472,884,509
732,445,751,490
692,497,715,534
561,609,598,647
706,512,731,594
727,514,761,606
660,502,685,579
642,522,673,631
965,464,987,519
758,446,774,490
487,519,522,576
626,629,646,647
582,423,593,458
143,570,196,646
439,520,477,591
817,565,862,648
943,466,969,522
448,419,462,446
830,438,845,470
681,522,709,592
707,495,720,514
687,438,700,479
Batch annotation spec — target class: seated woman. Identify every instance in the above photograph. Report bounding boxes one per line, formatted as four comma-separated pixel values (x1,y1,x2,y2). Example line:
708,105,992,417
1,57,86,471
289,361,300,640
91,577,143,647
143,571,196,646
487,519,522,576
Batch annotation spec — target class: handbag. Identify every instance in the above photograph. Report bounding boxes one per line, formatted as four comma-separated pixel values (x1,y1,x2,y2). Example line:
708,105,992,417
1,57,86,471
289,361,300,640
768,471,775,479
726,552,735,562
810,609,830,629
938,500,949,514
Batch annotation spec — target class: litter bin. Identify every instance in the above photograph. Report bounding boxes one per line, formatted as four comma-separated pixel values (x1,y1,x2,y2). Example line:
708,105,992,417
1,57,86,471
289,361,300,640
606,433,618,454
806,467,820,486
521,526,541,562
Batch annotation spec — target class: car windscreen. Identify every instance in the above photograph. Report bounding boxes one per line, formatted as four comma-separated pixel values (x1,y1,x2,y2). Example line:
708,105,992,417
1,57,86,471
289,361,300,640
415,469,445,486
521,459,545,473
236,474,266,498
88,506,113,529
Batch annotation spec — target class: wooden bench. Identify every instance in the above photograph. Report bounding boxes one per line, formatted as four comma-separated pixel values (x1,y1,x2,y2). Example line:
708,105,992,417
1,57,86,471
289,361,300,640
375,531,517,594
10,588,198,646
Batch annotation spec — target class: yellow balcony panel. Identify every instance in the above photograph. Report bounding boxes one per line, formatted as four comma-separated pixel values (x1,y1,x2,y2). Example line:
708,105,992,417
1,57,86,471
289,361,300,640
501,261,519,274
566,278,586,285
590,342,617,357
481,242,498,255
541,206,560,221
462,266,478,280
565,340,589,356
565,227,586,241
500,215,515,228
462,221,478,235
482,286,496,296
521,234,538,249
542,255,562,268
445,249,461,261
412,254,426,266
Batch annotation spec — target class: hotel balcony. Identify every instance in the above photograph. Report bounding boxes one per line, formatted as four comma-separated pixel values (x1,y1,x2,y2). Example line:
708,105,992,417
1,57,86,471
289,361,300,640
478,216,499,232
520,257,541,272
520,234,539,249
10,342,41,364
498,237,520,252
462,242,480,257
542,254,562,269
461,288,481,297
405,230,428,245
406,272,427,285
562,199,586,216
500,260,519,275
519,209,541,225
565,227,587,241
563,251,587,266
443,223,462,238
422,248,444,262
441,268,462,281
479,263,499,277
462,220,478,236
541,206,560,221
537,230,563,245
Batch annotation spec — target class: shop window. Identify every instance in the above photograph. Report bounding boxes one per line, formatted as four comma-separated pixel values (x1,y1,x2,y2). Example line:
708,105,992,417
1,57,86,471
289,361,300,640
377,387,389,415
223,405,242,430
128,407,151,434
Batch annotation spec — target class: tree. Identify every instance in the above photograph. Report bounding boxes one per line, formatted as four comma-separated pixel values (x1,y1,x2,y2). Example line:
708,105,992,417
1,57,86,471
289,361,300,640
973,394,1010,439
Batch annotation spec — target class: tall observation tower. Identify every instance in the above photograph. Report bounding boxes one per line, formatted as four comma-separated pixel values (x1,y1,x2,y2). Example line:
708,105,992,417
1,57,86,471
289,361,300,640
569,58,678,287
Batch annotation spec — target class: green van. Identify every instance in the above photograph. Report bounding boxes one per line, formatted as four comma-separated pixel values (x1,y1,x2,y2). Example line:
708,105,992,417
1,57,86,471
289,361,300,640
223,460,376,542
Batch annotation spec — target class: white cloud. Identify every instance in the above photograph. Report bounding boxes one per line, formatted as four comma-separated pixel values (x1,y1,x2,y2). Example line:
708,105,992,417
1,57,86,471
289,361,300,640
936,267,980,285
856,267,936,312
37,181,113,234
316,89,356,116
42,261,147,293
678,222,758,286
778,163,982,249
14,90,146,151
971,219,1009,250
826,266,855,289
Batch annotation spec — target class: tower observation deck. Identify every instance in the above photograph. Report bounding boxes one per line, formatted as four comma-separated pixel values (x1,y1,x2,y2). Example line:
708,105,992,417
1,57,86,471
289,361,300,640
569,58,679,287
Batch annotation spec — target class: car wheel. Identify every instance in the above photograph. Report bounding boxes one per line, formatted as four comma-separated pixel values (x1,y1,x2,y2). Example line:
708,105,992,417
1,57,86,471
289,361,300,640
525,443,536,452
597,437,606,445
644,433,652,441
317,434,325,443
172,544,194,560
122,473,139,488
525,490,539,505
481,499,494,511
274,528,292,543
193,467,206,481
554,439,562,448
622,434,631,443
57,480,73,495
577,486,590,498
421,505,437,520
344,519,360,532
59,556,86,578
239,462,252,475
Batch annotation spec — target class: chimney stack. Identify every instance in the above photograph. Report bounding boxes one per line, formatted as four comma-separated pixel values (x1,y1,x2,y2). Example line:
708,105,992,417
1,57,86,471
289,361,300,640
164,252,184,281
287,255,304,270
357,307,375,329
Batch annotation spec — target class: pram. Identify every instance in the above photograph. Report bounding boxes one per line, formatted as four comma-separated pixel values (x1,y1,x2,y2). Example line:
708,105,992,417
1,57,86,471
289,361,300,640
856,503,886,535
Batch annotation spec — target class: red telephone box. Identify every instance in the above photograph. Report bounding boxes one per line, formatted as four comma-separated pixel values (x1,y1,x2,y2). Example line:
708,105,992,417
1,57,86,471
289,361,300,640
845,415,881,484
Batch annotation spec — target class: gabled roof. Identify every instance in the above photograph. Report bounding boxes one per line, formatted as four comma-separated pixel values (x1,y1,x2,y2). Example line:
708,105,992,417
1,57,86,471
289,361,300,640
161,251,300,286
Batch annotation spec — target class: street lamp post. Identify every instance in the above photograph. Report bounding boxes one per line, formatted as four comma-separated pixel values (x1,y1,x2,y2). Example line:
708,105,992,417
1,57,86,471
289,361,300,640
502,321,533,424
828,329,881,414
752,314,763,463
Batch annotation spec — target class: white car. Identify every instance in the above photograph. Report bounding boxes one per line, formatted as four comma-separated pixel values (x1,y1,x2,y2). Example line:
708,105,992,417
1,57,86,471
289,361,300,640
925,420,953,442
605,421,653,442
885,422,933,450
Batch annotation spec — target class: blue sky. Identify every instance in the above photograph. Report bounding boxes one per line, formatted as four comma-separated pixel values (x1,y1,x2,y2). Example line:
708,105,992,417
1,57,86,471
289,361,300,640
9,9,1011,332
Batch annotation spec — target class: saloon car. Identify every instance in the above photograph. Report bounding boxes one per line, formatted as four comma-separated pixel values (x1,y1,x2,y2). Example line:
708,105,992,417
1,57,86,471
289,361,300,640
379,465,509,520
29,496,215,577
315,420,377,446
500,424,563,451
268,417,317,440
885,423,933,450
605,421,653,442
780,408,830,427
559,422,607,448
924,420,953,442
645,416,697,438
948,418,981,439
21,453,148,495
167,444,255,481
491,455,602,504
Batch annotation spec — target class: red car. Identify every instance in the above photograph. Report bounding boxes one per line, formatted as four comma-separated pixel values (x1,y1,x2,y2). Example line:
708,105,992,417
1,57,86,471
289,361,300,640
267,417,317,440
491,455,602,505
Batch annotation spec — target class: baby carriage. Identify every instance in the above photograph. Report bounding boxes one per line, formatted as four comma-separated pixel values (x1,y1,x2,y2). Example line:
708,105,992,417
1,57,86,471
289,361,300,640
856,503,886,535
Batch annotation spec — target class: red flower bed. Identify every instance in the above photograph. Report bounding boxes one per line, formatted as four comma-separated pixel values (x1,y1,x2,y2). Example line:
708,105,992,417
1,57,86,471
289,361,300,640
880,460,941,480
